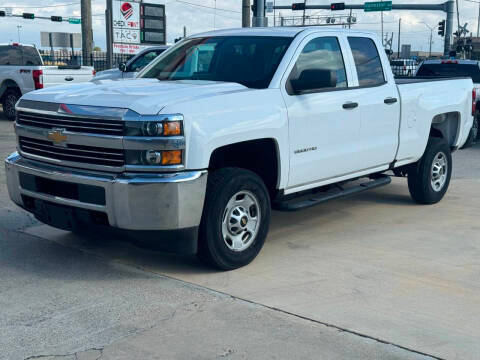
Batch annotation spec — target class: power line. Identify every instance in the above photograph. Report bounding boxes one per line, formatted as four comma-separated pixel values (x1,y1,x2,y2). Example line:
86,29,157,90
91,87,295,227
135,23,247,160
174,0,241,14
1,2,79,9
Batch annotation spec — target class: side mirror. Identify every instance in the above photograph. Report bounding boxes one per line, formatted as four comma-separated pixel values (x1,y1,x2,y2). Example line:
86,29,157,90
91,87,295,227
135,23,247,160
290,69,337,94
118,62,127,72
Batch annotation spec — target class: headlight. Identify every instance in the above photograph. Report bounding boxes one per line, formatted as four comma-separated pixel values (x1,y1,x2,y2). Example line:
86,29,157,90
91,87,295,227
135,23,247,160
125,117,183,137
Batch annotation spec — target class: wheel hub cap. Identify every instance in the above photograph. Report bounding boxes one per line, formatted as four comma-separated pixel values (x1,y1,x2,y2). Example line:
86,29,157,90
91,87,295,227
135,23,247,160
222,191,261,252
431,151,448,192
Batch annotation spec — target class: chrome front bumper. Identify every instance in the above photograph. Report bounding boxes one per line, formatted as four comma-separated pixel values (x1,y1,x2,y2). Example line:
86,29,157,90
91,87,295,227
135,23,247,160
5,152,208,231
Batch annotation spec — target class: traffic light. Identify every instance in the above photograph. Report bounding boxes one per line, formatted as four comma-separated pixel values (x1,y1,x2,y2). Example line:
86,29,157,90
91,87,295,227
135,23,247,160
22,13,35,19
438,20,445,37
292,2,306,11
51,16,63,22
0,10,5,17
331,3,345,11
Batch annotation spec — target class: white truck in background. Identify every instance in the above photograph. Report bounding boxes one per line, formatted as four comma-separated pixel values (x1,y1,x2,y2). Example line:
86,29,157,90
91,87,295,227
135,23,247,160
5,28,475,270
0,43,94,120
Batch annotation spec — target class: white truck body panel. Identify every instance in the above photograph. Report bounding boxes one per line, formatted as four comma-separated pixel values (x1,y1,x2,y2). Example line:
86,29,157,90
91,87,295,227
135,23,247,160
7,28,475,234
19,28,473,194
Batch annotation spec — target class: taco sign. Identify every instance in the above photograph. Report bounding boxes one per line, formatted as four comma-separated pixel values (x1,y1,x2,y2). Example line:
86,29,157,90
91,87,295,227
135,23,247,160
112,0,140,49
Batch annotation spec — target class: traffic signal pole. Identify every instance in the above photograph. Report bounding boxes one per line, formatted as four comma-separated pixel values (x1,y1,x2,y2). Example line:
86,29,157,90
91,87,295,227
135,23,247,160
275,1,455,55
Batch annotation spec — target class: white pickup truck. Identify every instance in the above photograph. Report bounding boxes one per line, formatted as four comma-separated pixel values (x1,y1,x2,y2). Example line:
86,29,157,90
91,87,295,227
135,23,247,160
0,43,94,120
5,28,474,270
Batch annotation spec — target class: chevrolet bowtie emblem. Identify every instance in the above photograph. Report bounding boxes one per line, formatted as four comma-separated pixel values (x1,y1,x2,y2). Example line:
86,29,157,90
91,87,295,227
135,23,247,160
47,129,68,145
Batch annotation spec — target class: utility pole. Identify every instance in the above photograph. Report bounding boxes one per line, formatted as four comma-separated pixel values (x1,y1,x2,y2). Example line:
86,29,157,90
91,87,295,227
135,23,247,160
80,0,93,66
253,0,266,27
429,30,433,58
397,18,401,58
105,0,113,69
302,0,307,26
348,8,352,29
242,0,251,27
381,11,384,46
477,2,480,37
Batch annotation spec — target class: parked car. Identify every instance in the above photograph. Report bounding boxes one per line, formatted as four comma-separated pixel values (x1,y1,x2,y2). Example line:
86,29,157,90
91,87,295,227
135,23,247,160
5,28,474,270
0,43,95,120
416,59,480,147
390,59,417,77
93,46,169,81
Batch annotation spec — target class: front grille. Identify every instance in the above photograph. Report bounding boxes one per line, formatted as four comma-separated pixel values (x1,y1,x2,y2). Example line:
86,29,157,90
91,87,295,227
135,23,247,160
19,136,125,167
17,111,124,136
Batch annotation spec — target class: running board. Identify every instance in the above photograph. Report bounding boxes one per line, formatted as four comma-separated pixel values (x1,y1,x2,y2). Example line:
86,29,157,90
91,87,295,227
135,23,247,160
275,175,392,212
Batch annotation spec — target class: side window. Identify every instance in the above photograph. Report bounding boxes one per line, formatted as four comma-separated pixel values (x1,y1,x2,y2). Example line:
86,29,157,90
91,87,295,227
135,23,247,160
22,47,42,66
289,36,348,92
129,51,159,72
348,37,385,87
0,46,22,66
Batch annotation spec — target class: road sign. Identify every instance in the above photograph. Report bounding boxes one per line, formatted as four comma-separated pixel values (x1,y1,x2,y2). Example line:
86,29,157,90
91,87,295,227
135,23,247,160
364,1,392,12
68,18,81,24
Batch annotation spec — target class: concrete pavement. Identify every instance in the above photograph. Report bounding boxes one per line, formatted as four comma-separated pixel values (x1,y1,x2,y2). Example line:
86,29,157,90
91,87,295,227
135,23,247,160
1,112,479,359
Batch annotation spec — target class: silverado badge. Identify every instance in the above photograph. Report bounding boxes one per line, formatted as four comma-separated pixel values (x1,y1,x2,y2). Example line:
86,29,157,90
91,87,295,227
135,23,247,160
47,128,68,146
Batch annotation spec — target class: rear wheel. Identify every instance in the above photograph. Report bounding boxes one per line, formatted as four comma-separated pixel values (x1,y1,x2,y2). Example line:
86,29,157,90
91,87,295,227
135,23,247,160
407,137,452,204
198,168,271,270
2,88,20,121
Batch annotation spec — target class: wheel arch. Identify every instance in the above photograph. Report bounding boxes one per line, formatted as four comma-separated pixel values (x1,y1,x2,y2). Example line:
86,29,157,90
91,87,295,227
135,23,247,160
430,111,461,148
0,79,22,100
208,138,281,198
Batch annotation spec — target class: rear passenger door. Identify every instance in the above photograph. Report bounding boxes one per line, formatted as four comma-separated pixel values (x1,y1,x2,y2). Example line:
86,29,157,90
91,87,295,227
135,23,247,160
345,36,400,170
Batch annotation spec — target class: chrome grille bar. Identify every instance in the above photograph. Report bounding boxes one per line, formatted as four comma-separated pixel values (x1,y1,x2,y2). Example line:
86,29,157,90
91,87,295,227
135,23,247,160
17,112,124,136
19,137,125,167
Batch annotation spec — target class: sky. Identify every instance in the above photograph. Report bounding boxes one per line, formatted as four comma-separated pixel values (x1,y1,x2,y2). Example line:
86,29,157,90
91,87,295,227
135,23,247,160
0,0,480,53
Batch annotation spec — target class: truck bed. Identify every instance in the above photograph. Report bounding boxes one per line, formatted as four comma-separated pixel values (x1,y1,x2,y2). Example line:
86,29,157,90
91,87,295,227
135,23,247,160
395,76,471,85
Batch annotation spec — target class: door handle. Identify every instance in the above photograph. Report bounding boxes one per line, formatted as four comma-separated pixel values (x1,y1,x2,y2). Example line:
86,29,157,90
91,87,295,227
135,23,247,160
65,76,74,81
342,102,358,109
384,97,398,104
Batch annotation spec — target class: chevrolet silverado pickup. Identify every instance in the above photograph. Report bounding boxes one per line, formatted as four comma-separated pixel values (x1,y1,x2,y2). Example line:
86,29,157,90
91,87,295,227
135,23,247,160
0,43,94,120
5,28,475,270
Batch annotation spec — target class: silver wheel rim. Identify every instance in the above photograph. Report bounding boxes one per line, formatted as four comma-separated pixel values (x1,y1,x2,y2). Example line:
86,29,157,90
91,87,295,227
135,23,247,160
4,94,17,118
431,151,448,192
222,190,261,252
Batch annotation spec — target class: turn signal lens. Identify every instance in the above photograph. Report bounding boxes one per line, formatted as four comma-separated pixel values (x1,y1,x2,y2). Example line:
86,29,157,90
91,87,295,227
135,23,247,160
161,150,182,165
163,121,182,136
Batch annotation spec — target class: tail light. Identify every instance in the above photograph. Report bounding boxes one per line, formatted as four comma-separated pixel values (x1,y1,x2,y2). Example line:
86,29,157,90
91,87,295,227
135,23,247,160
32,69,43,89
472,88,476,116
92,69,96,76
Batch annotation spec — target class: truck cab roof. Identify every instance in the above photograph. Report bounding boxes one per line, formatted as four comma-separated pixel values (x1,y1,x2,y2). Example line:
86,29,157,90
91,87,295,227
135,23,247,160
193,27,376,38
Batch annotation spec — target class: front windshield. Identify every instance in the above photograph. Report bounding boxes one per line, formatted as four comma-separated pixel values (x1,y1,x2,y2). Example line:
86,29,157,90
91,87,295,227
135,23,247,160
140,36,292,89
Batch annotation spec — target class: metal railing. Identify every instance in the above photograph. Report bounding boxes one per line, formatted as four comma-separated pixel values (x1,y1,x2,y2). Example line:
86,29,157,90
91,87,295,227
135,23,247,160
38,51,134,72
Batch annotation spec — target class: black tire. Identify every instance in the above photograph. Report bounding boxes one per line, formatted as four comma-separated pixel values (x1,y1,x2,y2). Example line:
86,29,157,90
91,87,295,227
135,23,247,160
198,167,271,270
407,137,452,204
2,88,20,121
462,113,478,149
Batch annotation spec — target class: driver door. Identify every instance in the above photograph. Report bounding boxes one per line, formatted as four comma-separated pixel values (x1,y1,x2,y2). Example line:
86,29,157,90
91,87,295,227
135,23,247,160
282,34,362,190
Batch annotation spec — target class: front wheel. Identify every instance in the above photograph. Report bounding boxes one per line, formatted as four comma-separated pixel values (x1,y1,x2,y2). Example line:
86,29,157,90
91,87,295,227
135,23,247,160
407,137,452,204
2,88,20,121
198,168,271,270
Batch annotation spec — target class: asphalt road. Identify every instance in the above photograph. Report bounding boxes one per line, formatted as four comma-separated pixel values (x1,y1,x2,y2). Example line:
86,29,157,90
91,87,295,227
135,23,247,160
1,109,479,360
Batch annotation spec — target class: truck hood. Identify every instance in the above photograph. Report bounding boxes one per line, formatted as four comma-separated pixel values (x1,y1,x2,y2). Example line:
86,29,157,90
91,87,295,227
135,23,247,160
21,78,250,115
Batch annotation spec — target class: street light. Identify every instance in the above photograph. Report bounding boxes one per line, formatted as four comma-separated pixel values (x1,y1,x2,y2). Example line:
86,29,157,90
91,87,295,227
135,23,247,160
423,22,434,59
16,25,22,43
